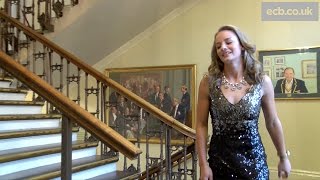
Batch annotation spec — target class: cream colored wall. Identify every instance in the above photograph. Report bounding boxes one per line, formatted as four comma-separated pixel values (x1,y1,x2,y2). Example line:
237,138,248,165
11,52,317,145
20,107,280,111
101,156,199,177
96,0,320,178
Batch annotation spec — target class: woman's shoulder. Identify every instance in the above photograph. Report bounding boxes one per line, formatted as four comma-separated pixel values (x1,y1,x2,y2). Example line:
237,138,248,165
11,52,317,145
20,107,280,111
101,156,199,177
259,74,274,95
200,73,219,91
200,74,209,87
198,74,210,98
255,74,271,88
201,73,222,94
262,74,272,83
202,73,221,82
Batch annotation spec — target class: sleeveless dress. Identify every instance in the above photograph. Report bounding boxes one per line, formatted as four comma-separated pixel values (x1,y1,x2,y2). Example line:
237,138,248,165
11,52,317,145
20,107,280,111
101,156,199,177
207,77,269,180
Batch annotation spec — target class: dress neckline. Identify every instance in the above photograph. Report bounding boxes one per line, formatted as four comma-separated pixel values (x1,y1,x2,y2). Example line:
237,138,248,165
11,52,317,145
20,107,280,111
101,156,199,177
218,84,254,105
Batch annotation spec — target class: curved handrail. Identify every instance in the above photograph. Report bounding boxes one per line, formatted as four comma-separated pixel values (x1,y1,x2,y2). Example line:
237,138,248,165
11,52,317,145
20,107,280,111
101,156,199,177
0,10,196,139
0,51,142,159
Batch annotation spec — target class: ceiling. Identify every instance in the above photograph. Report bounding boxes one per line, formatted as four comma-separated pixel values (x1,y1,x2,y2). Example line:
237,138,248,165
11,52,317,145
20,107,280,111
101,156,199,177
50,0,193,66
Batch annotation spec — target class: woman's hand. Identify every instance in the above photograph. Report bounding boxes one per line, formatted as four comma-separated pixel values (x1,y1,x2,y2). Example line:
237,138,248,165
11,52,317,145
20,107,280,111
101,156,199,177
199,164,213,180
278,158,291,179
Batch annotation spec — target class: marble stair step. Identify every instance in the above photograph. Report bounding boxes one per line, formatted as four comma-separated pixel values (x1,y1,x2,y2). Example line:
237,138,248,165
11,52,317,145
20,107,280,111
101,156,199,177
0,100,45,115
0,77,14,88
0,155,118,180
0,127,79,140
0,88,28,93
0,127,79,151
0,145,98,176
0,140,98,163
0,114,61,132
0,87,28,101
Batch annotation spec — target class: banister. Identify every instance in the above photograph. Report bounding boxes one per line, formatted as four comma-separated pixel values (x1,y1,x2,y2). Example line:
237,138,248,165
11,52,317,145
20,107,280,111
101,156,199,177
0,51,142,159
0,10,196,139
140,143,196,179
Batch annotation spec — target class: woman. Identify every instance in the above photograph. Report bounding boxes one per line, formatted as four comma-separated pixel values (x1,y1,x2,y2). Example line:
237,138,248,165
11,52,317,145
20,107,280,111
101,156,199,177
196,25,291,179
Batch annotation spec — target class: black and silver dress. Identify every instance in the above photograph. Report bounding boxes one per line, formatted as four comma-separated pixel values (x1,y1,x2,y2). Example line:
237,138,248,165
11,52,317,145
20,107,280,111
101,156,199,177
208,77,269,180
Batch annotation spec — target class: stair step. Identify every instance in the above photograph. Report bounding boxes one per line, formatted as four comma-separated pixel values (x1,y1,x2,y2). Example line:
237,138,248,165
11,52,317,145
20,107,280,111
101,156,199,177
88,170,140,180
0,100,44,105
0,146,98,176
0,128,79,151
0,77,13,88
0,100,45,114
0,114,61,132
0,88,28,93
0,88,28,101
0,155,118,180
0,127,79,139
0,114,61,121
0,140,98,163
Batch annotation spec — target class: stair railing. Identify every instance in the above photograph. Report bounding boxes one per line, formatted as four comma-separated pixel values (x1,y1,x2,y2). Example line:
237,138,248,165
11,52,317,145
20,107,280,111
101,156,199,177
0,8,197,179
2,0,79,32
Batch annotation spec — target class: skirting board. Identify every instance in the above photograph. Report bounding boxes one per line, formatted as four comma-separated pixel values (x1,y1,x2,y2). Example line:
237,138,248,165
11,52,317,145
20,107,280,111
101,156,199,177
269,167,320,178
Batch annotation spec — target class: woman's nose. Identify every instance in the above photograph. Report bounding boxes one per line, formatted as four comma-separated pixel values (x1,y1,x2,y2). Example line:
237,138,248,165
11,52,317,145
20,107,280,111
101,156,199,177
221,43,227,50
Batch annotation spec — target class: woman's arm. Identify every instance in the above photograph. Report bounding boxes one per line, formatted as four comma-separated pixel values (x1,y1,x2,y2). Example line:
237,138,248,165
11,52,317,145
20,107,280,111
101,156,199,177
261,75,291,178
196,76,212,179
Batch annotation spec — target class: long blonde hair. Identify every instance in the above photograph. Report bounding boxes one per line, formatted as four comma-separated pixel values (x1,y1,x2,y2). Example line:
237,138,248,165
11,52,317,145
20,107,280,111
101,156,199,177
208,25,263,84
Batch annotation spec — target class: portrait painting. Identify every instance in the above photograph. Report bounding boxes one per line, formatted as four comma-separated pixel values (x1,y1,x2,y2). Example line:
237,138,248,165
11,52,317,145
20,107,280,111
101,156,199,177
258,47,320,99
105,64,196,142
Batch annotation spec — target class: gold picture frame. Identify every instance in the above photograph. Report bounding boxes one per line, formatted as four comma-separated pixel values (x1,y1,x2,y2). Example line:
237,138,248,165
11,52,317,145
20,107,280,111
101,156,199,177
258,47,320,99
105,64,196,142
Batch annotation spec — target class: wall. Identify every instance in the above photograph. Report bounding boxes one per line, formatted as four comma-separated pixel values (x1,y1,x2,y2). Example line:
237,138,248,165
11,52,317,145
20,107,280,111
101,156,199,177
95,0,320,178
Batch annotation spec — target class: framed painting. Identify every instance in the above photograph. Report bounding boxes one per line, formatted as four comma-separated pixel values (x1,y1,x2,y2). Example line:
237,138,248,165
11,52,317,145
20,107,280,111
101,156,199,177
263,57,272,67
274,56,285,65
258,47,320,99
105,64,196,141
302,60,317,78
263,68,272,78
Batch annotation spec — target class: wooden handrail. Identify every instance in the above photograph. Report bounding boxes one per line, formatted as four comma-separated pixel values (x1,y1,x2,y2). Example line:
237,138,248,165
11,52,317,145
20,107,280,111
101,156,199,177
0,51,141,159
0,10,196,139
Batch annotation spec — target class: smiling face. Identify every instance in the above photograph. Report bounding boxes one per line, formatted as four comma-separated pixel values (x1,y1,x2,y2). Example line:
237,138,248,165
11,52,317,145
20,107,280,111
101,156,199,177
215,30,243,64
284,68,295,82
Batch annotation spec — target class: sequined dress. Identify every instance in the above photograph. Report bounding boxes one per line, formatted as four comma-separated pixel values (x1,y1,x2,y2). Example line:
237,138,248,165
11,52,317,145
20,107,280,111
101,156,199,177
208,77,269,180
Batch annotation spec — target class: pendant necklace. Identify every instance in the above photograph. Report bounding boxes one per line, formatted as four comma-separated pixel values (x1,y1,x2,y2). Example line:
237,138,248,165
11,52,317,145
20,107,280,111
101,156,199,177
221,74,248,91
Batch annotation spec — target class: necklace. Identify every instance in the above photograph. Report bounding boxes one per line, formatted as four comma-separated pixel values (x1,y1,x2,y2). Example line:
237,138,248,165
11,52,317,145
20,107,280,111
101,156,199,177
221,74,248,91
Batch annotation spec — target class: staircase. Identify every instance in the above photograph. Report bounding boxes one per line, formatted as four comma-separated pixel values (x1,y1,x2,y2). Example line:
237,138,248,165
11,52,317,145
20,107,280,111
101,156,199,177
0,1,198,179
0,1,142,178
0,76,122,179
